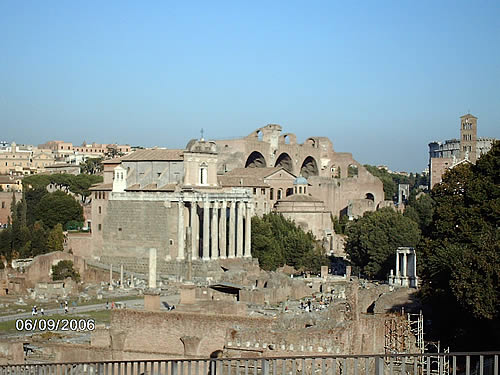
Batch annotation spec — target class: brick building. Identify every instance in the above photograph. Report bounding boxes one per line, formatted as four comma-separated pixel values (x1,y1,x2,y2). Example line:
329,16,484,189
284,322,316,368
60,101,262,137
428,114,497,188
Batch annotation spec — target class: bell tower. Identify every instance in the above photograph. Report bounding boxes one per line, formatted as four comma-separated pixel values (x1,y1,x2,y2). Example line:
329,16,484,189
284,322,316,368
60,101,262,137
460,114,477,163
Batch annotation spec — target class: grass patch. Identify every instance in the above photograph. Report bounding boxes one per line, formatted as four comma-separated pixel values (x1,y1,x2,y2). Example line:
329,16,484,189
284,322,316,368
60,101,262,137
0,294,140,317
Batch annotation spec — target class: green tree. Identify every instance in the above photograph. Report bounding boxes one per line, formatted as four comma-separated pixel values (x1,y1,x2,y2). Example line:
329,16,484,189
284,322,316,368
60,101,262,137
51,260,80,282
69,174,103,202
419,141,500,350
24,188,48,227
30,221,47,256
0,227,12,261
404,193,434,234
46,224,65,252
22,174,51,190
345,207,421,279
80,158,103,175
251,213,328,272
35,191,84,229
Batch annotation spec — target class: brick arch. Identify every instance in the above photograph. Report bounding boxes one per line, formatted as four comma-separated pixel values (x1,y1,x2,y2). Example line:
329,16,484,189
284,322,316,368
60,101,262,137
300,156,319,178
245,151,267,168
274,152,294,174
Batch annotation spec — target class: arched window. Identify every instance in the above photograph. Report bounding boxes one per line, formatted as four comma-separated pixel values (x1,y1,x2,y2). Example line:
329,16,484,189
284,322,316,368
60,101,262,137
278,189,283,200
299,186,302,194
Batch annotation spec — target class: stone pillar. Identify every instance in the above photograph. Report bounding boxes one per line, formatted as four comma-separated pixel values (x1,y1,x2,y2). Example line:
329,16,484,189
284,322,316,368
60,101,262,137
177,201,185,261
130,274,134,288
108,264,113,291
396,252,400,276
190,202,198,260
412,251,417,278
186,227,192,281
244,202,252,258
236,201,243,257
219,201,227,259
211,201,219,259
228,201,235,258
149,248,157,289
402,253,407,277
120,264,124,289
203,200,210,260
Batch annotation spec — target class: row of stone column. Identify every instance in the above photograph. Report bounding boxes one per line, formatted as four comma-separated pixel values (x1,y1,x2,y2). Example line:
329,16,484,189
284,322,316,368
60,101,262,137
177,200,252,261
395,251,416,277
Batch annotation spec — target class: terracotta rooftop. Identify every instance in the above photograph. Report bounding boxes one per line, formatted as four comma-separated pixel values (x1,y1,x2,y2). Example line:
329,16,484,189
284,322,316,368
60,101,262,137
278,194,323,202
122,149,184,161
102,157,123,164
218,175,269,188
0,175,22,184
224,167,294,179
89,183,113,191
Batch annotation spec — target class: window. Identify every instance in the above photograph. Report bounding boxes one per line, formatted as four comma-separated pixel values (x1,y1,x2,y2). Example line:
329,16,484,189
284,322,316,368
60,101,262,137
253,188,257,194
94,192,97,199
261,188,265,195
299,186,303,194
270,188,274,200
98,206,102,214
1,202,4,209
98,224,102,231
199,164,208,185
278,189,283,199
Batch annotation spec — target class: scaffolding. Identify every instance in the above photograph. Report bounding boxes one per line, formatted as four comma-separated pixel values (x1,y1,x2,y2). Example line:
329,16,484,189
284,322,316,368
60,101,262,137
384,309,449,375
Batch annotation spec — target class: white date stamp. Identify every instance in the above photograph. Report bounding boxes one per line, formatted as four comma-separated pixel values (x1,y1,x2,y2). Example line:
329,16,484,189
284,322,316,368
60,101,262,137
15,319,96,332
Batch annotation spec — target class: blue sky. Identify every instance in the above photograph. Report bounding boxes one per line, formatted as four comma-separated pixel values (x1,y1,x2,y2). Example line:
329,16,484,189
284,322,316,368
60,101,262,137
1,1,499,172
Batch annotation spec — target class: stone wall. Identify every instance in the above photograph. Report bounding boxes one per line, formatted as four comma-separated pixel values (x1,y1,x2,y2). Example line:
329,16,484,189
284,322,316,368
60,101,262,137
0,342,24,365
23,252,86,289
67,233,93,258
101,200,176,261
110,310,274,357
0,192,22,227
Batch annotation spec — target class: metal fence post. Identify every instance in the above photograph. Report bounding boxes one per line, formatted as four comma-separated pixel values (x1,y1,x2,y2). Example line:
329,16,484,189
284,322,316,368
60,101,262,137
262,359,269,375
375,357,384,375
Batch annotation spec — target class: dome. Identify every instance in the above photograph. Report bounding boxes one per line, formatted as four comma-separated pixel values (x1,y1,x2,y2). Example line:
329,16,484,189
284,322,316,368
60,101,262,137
293,176,308,185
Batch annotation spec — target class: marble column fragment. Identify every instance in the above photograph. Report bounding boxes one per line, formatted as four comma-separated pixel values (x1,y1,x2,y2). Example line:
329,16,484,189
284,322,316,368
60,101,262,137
149,248,157,289
120,264,124,289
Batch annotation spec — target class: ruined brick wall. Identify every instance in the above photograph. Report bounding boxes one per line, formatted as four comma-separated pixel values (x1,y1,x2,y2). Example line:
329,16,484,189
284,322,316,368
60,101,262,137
110,310,274,357
0,342,24,365
67,233,93,258
23,252,86,288
0,192,22,227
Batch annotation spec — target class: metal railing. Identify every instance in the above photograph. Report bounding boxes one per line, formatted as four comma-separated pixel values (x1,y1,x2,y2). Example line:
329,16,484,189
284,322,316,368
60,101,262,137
0,352,498,375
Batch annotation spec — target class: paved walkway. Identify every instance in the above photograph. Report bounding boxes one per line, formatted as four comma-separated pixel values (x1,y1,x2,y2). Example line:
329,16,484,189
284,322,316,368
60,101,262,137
0,295,179,322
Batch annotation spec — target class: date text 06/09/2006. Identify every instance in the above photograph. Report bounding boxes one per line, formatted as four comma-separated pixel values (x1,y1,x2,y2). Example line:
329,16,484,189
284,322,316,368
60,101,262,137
15,319,96,332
